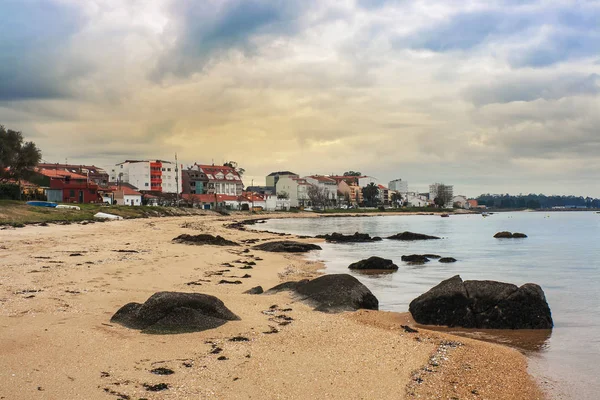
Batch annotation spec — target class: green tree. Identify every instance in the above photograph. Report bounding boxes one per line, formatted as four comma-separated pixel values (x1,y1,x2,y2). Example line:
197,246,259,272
223,161,245,176
0,126,42,198
361,182,379,207
343,171,362,176
391,192,403,207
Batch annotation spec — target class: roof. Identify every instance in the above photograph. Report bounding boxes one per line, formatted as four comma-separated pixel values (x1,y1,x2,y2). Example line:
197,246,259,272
116,160,174,165
37,163,107,175
196,164,242,180
377,184,388,190
292,178,310,185
306,175,336,183
267,171,298,176
37,169,87,180
109,185,142,196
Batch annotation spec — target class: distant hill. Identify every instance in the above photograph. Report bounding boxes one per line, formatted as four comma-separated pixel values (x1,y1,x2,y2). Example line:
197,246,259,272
476,194,600,209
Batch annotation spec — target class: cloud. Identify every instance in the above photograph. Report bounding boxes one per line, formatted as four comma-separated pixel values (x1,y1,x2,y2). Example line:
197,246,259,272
0,0,88,101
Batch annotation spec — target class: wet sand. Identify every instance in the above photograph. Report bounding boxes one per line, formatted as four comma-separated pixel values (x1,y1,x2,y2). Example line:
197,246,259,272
0,213,543,399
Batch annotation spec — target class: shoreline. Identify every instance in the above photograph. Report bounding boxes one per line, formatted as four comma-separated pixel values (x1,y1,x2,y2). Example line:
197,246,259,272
0,214,544,399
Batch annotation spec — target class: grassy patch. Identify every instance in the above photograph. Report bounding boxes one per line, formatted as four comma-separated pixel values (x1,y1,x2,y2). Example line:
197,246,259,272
0,201,211,226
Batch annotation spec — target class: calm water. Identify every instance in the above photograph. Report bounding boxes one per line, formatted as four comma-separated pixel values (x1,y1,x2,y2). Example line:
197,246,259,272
258,212,600,399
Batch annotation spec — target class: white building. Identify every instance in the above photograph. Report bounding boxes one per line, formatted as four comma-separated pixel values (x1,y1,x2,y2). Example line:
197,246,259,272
265,195,291,211
304,175,338,204
406,192,430,207
429,183,454,208
107,160,181,194
452,195,469,209
195,164,244,195
276,176,311,208
388,179,408,193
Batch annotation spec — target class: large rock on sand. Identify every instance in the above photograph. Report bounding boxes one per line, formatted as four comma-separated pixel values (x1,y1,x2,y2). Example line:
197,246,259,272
316,232,382,243
253,241,322,253
494,231,528,239
388,231,440,241
409,275,553,329
266,274,378,313
172,234,238,246
111,292,240,334
348,256,398,270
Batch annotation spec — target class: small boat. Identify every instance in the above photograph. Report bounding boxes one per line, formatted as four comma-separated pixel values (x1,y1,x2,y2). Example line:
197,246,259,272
26,201,57,208
93,212,123,220
56,205,81,210
441,213,450,217
482,212,490,217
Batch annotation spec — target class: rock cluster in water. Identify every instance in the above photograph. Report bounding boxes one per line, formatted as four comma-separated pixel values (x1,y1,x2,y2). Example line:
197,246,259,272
110,292,240,334
409,275,553,329
348,256,398,270
388,231,441,241
316,232,382,243
494,231,528,238
253,241,322,253
266,274,379,313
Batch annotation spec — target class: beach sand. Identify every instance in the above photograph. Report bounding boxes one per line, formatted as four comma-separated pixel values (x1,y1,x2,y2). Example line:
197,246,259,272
0,213,543,399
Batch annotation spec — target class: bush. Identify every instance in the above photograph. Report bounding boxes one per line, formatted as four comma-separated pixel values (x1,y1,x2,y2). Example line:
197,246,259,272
0,183,20,200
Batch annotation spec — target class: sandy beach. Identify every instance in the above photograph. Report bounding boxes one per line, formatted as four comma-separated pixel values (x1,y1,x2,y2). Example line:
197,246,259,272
0,213,544,399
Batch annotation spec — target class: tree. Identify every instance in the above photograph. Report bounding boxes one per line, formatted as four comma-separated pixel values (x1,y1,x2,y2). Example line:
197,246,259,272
361,182,379,207
307,185,329,209
391,192,403,208
432,183,452,208
343,171,361,176
223,161,245,176
0,126,42,198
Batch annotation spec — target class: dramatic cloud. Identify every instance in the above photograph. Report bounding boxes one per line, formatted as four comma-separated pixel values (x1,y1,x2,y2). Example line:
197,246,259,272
1,0,599,196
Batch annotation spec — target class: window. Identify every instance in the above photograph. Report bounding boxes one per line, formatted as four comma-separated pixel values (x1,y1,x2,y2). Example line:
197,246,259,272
167,168,171,172
162,168,166,171
69,190,75,197
120,165,123,168
145,183,149,187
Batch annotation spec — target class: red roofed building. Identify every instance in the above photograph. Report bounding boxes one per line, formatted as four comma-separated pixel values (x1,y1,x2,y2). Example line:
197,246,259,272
33,169,102,203
108,184,143,206
194,164,244,195
377,184,390,205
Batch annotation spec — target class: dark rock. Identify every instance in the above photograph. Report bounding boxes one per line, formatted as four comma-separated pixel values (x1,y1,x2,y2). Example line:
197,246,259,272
172,234,238,246
110,292,240,334
218,280,242,285
388,231,441,241
423,254,441,259
266,274,379,313
401,325,419,333
150,368,174,375
409,275,553,329
494,231,513,238
69,253,84,257
439,257,457,263
253,241,322,253
229,336,250,342
348,256,398,271
217,356,228,360
143,383,169,392
401,254,431,264
513,232,528,238
316,232,383,243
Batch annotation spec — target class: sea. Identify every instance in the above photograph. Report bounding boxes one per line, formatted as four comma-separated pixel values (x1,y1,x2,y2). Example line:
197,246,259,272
257,211,600,399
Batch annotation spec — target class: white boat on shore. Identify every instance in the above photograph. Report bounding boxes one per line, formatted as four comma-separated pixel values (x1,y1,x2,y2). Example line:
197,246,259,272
93,212,123,220
56,205,81,210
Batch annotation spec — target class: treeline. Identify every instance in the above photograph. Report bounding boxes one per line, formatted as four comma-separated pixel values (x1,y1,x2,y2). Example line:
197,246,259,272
476,194,600,209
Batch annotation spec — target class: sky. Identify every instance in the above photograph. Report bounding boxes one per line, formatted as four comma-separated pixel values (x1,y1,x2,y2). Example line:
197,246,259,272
1,0,599,197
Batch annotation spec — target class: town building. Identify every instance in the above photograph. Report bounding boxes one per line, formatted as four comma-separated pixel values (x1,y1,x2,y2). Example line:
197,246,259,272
194,164,244,195
107,160,181,194
33,169,102,203
266,171,299,188
304,175,338,205
405,192,430,207
378,184,390,205
108,183,143,206
38,163,109,186
452,195,469,209
276,176,311,208
388,179,408,193
429,183,454,208
181,168,209,195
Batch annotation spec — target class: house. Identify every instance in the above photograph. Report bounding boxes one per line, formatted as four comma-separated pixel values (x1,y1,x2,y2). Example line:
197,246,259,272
467,199,479,208
181,168,209,195
452,195,469,209
304,175,338,205
266,171,299,188
276,176,311,208
38,163,109,186
194,164,244,195
388,179,408,194
107,160,181,194
405,192,430,207
377,184,390,205
32,169,102,203
109,184,143,206
265,194,291,211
